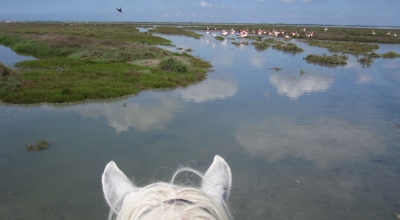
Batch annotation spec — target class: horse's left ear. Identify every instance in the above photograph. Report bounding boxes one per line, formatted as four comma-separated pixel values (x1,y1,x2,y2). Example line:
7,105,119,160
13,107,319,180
201,155,232,203
102,161,138,214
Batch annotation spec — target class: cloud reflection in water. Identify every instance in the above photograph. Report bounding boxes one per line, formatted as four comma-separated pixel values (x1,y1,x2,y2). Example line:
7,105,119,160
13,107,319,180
235,117,384,168
72,97,183,133
269,72,334,100
180,77,238,103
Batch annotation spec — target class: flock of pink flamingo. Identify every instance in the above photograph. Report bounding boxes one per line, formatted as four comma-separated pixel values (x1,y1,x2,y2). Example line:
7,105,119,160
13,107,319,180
206,26,398,39
205,26,316,39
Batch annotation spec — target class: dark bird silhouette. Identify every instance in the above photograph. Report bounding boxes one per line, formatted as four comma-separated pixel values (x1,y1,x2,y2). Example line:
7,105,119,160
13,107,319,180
116,8,122,13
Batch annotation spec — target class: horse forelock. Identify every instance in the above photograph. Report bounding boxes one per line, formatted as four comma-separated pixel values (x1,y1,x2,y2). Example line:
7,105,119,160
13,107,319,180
112,182,232,220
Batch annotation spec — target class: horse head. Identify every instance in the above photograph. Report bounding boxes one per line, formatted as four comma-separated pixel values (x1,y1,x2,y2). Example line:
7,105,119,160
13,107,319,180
102,155,232,220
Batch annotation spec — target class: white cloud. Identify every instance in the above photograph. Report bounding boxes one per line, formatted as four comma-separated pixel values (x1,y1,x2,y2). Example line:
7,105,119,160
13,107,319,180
300,0,312,2
334,14,342,18
200,1,213,7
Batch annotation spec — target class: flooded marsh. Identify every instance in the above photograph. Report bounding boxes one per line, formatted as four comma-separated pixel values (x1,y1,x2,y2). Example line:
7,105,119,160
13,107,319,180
1,28,400,220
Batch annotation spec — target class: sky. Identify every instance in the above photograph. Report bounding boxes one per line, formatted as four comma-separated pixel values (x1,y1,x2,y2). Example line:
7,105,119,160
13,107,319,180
1,0,399,26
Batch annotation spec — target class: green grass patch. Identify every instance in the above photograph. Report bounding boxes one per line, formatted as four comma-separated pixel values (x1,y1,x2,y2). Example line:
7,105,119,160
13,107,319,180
0,25,211,104
272,43,304,53
306,40,379,54
0,22,171,45
251,41,271,51
304,53,348,66
0,57,208,104
148,26,202,39
231,41,249,46
215,36,225,41
381,51,400,58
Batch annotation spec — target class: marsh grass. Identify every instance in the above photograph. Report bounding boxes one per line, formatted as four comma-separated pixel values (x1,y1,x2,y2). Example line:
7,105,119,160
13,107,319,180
0,23,171,45
159,57,188,73
0,62,25,93
381,51,400,58
26,139,49,151
231,41,249,46
251,41,271,51
148,26,202,39
272,43,304,53
184,23,400,44
306,40,379,54
0,23,211,104
304,53,348,66
215,36,225,41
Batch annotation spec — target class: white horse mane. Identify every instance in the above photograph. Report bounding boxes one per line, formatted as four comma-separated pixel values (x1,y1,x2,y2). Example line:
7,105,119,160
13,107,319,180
102,155,233,220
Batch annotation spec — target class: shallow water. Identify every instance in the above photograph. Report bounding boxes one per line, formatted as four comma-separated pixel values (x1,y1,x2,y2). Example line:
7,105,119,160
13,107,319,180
0,45,36,66
1,32,400,220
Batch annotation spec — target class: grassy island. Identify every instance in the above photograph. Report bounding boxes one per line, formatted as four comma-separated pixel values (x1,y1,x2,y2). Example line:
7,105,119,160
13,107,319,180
272,43,304,53
304,54,348,66
0,22,211,104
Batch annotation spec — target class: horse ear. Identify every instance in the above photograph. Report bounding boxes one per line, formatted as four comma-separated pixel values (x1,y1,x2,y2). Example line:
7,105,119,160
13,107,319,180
201,155,232,203
102,161,138,214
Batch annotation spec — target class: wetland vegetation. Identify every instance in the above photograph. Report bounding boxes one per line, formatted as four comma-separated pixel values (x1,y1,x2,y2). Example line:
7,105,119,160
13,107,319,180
26,139,49,151
0,22,211,104
304,53,348,66
306,39,380,54
272,43,304,53
251,41,271,51
1,22,400,104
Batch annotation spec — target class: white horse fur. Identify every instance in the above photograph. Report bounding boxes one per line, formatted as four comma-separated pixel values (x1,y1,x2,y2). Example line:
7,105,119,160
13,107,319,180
102,155,233,220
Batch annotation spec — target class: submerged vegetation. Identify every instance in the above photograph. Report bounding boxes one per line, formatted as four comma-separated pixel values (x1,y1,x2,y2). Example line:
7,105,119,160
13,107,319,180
0,22,211,104
304,54,348,66
26,139,49,151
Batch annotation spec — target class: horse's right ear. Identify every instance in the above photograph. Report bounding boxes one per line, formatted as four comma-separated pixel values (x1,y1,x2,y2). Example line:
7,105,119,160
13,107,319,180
102,161,138,214
201,155,232,204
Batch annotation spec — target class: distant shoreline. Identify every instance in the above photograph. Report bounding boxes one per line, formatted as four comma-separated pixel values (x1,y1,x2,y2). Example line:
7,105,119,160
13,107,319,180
1,20,400,29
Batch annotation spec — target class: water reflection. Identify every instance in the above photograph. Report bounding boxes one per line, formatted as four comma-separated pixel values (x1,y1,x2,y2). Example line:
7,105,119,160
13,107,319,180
356,73,373,84
0,45,36,66
180,77,237,103
269,71,334,100
71,95,183,133
235,117,384,168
